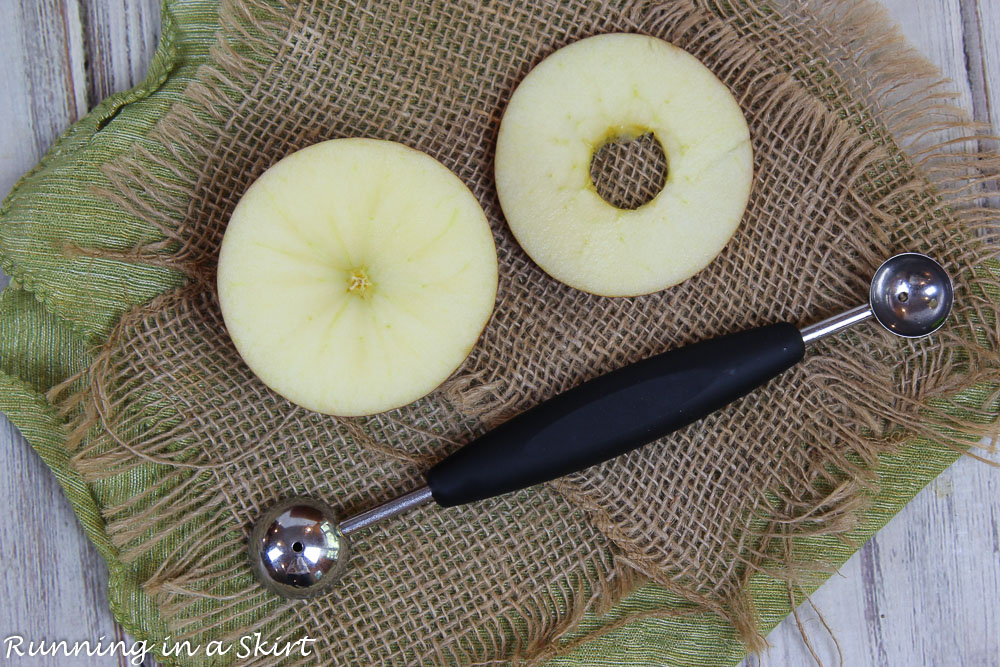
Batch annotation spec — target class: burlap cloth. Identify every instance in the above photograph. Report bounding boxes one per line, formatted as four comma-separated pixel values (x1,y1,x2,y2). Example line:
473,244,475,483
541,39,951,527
2,0,999,664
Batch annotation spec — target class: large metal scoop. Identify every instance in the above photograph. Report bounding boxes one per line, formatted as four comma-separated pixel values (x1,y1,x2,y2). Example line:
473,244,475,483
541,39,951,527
248,252,954,599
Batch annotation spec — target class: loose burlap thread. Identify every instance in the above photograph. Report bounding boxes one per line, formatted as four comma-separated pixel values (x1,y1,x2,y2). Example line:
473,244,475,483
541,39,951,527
49,0,1000,664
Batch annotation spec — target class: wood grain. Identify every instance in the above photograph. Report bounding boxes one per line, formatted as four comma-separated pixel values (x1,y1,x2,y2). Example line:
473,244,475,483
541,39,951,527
0,1,86,199
962,0,999,129
79,0,161,107
0,2,159,666
0,1,997,666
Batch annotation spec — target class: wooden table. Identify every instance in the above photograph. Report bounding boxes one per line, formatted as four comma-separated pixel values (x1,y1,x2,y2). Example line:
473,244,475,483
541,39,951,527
0,2,996,665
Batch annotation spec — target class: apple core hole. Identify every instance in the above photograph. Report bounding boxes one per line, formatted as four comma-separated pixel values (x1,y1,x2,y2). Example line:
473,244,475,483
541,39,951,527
590,132,667,210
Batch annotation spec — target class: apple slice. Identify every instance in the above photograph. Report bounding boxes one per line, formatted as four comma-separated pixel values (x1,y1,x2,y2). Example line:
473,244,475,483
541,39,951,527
218,138,498,417
495,33,753,297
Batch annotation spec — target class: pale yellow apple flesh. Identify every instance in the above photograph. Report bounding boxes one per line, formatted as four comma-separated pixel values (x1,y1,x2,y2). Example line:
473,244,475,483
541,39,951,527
218,138,498,416
495,33,753,297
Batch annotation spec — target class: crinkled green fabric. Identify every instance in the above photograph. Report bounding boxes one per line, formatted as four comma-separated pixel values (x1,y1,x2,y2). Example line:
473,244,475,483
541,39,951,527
0,1,992,665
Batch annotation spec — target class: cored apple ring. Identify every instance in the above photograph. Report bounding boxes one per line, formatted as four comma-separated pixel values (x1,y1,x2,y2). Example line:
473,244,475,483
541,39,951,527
496,33,753,297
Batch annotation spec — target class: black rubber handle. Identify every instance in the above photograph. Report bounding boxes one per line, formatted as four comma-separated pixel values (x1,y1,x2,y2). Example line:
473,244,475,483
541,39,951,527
426,323,805,507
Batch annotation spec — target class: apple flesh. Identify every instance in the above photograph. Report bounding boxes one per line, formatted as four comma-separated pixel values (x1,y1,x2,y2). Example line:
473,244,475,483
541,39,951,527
495,33,753,297
218,138,498,417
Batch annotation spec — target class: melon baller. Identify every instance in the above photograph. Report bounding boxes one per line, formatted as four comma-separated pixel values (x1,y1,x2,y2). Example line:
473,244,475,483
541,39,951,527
249,252,954,598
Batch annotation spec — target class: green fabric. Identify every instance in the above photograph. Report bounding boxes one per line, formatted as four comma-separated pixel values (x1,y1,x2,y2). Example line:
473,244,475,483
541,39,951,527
0,1,991,665
0,1,221,660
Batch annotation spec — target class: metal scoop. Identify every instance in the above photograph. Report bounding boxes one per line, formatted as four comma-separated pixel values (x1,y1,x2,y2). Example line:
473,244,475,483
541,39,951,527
249,252,953,598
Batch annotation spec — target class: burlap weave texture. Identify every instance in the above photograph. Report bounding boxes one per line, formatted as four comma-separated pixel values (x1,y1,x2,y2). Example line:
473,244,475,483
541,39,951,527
28,0,1000,664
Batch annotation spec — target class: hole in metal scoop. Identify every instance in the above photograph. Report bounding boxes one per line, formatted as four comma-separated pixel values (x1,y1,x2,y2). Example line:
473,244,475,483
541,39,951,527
248,497,349,599
869,253,954,338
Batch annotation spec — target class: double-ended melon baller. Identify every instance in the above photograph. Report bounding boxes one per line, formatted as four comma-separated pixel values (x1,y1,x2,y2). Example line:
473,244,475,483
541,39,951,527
249,252,954,598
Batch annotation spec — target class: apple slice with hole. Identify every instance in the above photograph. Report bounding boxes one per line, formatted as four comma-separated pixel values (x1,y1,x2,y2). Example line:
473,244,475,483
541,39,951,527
496,33,753,297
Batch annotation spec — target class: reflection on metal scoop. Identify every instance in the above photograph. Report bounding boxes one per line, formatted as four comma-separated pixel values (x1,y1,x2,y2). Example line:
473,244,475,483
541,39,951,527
249,497,351,599
870,252,953,337
800,252,954,343
248,253,954,599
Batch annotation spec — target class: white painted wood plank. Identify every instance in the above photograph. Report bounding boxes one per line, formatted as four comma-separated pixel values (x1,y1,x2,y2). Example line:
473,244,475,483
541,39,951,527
959,0,999,211
80,0,161,106
889,0,976,112
0,1,160,666
974,0,1000,129
0,415,121,663
0,1,112,661
959,0,1000,132
0,1,87,199
746,1,1000,665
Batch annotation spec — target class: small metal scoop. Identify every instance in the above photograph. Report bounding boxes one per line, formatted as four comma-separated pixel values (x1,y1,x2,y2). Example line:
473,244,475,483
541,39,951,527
249,492,430,598
800,252,953,343
248,252,954,599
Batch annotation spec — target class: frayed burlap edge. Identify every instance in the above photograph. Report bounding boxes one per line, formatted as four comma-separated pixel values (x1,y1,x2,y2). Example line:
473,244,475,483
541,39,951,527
56,0,1000,663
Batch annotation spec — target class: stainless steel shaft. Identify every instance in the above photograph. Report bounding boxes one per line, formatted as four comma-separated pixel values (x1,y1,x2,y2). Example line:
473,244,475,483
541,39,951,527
799,304,873,345
339,485,434,536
